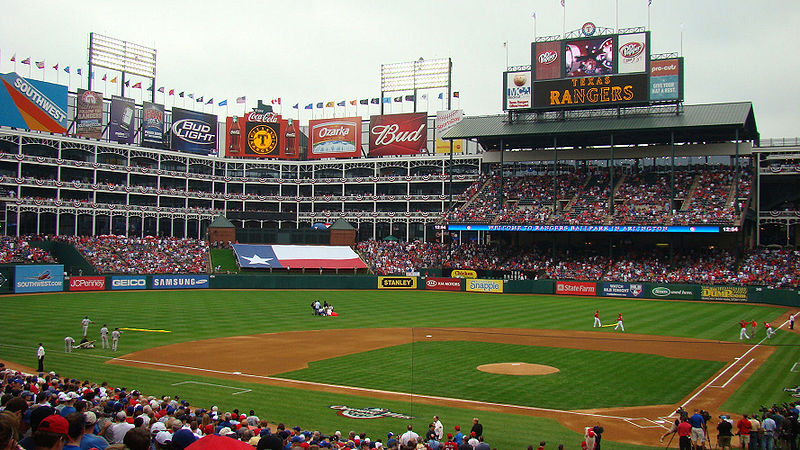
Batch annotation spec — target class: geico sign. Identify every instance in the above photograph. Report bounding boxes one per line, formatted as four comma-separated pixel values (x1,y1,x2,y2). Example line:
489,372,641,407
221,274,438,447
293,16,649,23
113,279,145,287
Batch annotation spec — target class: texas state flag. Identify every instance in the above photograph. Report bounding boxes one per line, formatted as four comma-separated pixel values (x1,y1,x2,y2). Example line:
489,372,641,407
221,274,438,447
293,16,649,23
232,244,367,269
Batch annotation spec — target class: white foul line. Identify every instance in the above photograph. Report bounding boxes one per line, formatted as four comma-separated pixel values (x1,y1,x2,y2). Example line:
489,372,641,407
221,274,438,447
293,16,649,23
172,380,252,395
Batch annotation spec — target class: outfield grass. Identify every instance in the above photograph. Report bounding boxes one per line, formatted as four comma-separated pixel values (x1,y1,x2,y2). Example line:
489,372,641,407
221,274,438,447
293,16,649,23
0,289,797,450
210,249,239,273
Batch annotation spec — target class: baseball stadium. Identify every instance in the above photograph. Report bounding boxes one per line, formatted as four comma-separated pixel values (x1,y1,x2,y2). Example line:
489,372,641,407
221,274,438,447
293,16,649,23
1,21,800,450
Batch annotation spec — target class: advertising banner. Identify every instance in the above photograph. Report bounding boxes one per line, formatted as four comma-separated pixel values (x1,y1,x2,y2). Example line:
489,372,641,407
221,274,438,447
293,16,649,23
555,281,596,296
14,264,64,293
650,58,682,101
600,282,644,298
69,276,106,291
617,33,648,74
0,267,11,293
503,71,532,111
701,285,748,302
534,41,562,80
0,72,67,133
110,276,147,290
369,113,427,156
449,269,478,279
645,283,698,300
170,107,217,154
533,73,649,110
75,89,103,138
435,110,464,153
424,277,461,291
152,275,210,289
308,117,362,159
141,102,165,148
564,36,615,77
109,95,136,144
226,112,299,159
378,276,418,289
466,278,503,293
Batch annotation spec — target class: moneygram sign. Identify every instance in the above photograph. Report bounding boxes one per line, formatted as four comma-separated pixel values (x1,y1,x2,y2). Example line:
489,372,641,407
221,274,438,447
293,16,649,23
466,279,503,293
308,117,361,159
69,276,106,291
425,277,461,291
369,113,427,156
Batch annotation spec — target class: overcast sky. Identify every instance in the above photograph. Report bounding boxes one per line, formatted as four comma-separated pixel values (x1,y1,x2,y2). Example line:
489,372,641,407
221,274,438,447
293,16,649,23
1,0,798,139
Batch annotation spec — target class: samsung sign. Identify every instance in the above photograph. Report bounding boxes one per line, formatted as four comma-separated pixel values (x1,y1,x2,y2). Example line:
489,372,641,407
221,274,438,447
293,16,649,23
152,275,209,289
111,276,147,290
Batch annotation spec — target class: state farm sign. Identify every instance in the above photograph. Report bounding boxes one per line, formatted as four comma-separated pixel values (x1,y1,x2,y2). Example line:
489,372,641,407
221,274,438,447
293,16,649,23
69,276,106,291
425,277,461,291
369,113,427,156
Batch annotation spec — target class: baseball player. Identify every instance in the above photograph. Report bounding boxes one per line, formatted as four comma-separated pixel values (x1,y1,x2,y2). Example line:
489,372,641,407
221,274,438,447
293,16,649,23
100,324,110,349
739,320,750,340
751,320,758,338
64,336,74,353
111,328,122,351
81,316,94,337
614,313,624,332
791,313,796,330
593,310,602,328
765,322,775,339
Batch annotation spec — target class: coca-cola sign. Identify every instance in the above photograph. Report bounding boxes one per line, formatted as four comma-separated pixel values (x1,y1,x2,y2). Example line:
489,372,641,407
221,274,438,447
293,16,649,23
308,117,361,159
245,112,280,123
369,113,427,156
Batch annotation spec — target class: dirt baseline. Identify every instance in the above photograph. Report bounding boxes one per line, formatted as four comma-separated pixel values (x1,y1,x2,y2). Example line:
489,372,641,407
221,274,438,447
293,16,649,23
111,327,775,446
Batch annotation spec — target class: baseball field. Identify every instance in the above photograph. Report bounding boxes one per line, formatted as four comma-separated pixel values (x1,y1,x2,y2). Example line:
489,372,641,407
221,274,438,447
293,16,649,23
1,288,799,449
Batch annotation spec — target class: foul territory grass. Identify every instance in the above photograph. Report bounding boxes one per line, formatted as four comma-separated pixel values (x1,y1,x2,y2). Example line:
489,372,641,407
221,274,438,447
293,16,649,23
275,340,724,409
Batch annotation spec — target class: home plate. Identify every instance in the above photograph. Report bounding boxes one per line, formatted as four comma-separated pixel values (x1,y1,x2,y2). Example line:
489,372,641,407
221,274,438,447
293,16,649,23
232,371,242,375
512,363,521,366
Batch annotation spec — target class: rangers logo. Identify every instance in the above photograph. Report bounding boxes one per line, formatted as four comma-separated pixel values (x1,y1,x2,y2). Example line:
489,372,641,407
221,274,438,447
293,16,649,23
329,405,413,420
247,124,278,155
581,22,596,36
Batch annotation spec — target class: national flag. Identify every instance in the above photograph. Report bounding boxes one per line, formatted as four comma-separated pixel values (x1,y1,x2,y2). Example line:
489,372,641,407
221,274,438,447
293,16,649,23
316,102,323,108
382,97,391,104
292,103,299,109
648,0,652,5
453,91,460,98
218,99,228,106
77,68,82,75
438,93,444,99
63,66,70,74
405,95,415,101
232,244,367,270
157,86,165,93
304,103,313,109
52,63,59,70
325,101,334,107
124,80,130,87
561,0,565,6
336,100,345,107
393,96,402,102
179,92,184,98
196,96,203,103
110,76,118,83
206,98,213,105
236,96,246,104
146,84,153,91
188,93,194,99
360,99,369,105
132,82,142,89
349,100,357,106
532,12,536,19
169,89,175,96
21,58,30,65
102,74,107,81
370,98,379,104
9,54,15,62
420,93,427,100
35,61,44,69
89,71,94,79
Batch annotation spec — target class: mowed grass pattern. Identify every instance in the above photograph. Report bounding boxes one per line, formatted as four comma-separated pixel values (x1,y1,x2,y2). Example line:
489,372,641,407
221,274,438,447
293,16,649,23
276,341,724,409
1,289,798,450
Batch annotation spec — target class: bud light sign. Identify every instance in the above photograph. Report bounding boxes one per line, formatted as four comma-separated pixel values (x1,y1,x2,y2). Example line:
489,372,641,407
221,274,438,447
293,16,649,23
170,107,217,154
369,113,427,156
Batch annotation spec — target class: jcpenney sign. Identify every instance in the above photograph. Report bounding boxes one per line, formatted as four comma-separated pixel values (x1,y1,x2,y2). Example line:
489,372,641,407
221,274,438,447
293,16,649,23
369,113,427,156
69,276,105,291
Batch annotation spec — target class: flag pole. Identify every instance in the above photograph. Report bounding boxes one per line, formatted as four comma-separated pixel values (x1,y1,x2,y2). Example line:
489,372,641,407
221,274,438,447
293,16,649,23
648,0,651,30
562,0,566,37
533,12,537,42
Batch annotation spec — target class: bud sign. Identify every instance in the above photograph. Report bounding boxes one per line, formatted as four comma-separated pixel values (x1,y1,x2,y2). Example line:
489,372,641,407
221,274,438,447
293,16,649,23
369,113,427,156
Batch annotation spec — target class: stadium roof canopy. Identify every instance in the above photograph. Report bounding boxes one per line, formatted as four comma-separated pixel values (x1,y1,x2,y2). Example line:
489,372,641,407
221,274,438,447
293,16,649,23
441,102,758,151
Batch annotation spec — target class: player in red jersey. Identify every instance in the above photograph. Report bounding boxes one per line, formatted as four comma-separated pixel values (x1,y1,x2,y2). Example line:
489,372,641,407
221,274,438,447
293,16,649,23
593,310,601,328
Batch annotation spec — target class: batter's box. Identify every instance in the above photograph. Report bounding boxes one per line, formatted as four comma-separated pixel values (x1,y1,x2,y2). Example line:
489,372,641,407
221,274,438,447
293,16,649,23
624,417,664,429
172,380,252,396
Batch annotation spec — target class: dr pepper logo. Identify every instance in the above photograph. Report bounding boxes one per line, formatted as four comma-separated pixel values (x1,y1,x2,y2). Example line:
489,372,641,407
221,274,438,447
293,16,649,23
619,42,644,59
538,51,558,65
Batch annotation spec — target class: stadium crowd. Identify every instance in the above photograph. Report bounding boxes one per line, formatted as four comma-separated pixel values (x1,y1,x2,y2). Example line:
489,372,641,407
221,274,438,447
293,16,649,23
357,240,800,288
0,366,540,450
0,237,55,265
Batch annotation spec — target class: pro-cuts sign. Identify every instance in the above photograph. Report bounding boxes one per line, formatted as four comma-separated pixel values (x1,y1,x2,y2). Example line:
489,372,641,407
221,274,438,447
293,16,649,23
308,117,361,159
369,113,427,156
171,107,217,154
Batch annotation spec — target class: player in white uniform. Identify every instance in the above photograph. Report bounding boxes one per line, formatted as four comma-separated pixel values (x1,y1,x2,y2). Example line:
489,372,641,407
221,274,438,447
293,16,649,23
64,336,74,352
100,324,110,349
111,328,122,351
81,316,94,337
593,310,602,328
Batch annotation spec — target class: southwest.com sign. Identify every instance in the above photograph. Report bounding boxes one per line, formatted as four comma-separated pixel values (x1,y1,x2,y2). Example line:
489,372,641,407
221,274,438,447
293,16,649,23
466,279,503,293
14,264,64,293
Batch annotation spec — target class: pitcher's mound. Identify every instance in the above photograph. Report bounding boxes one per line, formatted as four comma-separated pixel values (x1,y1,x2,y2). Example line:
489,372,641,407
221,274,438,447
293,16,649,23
477,362,559,375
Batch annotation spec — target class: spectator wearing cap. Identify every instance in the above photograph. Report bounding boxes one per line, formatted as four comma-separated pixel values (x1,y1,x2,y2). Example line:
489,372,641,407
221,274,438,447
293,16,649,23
467,432,479,449
453,426,463,446
56,394,76,418
171,429,197,450
79,411,108,450
386,432,397,449
442,433,457,450
716,415,733,450
153,430,172,449
34,414,69,450
107,411,133,444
